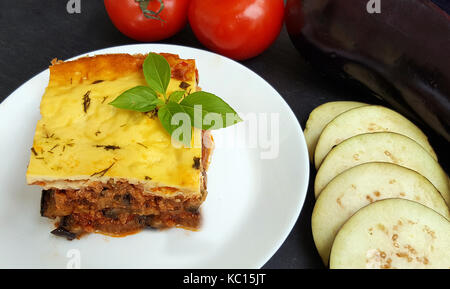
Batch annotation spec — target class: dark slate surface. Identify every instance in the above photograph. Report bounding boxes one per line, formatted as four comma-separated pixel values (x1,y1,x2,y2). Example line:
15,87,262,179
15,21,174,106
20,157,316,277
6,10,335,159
0,0,447,269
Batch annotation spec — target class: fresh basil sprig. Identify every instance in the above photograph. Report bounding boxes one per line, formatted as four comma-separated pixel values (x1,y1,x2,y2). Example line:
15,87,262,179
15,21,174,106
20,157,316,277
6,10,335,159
109,53,242,146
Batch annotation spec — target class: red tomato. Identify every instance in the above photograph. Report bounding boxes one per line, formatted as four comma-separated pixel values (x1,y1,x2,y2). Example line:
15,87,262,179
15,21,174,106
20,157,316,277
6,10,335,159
188,0,285,60
104,0,190,42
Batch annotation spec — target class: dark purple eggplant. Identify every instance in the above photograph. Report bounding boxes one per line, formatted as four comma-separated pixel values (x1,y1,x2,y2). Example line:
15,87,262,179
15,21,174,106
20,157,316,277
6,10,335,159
50,216,78,241
50,227,77,241
285,0,450,142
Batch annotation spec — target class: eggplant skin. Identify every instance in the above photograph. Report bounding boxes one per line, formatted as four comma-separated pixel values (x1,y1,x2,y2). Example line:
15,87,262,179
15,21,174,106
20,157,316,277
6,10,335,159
286,0,450,141
51,227,77,241
40,190,52,217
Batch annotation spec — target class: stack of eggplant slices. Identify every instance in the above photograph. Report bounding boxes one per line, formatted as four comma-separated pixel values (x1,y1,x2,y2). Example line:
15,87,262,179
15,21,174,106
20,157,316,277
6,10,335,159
304,102,450,269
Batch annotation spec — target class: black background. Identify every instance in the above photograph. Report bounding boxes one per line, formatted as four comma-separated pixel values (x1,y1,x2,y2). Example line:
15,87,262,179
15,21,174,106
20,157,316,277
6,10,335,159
0,0,448,269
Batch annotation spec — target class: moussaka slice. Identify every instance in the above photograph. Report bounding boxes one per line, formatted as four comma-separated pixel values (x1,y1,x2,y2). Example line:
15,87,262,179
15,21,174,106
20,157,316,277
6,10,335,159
26,53,214,239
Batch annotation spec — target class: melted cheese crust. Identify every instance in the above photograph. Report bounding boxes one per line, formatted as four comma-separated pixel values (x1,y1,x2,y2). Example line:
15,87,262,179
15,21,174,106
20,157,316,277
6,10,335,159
26,53,203,196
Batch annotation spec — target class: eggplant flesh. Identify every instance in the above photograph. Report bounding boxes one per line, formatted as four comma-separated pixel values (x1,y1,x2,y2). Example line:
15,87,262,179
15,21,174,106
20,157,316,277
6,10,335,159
286,0,450,142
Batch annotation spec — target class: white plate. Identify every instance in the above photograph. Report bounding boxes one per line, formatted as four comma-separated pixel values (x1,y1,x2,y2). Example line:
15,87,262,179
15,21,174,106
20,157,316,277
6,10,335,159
0,44,309,268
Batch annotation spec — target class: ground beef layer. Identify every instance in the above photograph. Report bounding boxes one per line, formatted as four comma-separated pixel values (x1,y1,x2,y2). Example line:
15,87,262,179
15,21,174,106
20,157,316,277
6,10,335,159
41,179,206,240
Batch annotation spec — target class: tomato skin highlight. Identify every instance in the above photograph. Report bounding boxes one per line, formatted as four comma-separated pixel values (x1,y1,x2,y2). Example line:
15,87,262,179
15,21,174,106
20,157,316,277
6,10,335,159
104,0,190,42
188,0,285,60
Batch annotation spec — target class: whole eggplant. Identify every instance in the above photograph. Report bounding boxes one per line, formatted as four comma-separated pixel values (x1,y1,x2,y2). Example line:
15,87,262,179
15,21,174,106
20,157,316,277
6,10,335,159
286,0,450,142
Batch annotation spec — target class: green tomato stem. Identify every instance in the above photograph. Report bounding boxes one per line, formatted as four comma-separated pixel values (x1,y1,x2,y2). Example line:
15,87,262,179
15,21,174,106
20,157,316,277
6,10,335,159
135,0,165,22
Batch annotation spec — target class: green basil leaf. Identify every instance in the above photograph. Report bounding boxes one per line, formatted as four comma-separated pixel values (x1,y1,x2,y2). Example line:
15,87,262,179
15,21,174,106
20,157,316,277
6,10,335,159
109,86,159,112
143,53,171,96
180,91,242,130
168,90,186,103
158,102,192,147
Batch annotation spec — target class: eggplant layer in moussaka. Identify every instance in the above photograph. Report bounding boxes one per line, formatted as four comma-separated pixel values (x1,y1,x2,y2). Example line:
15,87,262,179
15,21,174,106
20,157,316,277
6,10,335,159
26,53,214,240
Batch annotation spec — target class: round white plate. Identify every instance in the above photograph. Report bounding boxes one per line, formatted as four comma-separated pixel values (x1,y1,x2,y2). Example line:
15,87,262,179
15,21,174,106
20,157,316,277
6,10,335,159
0,44,309,268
